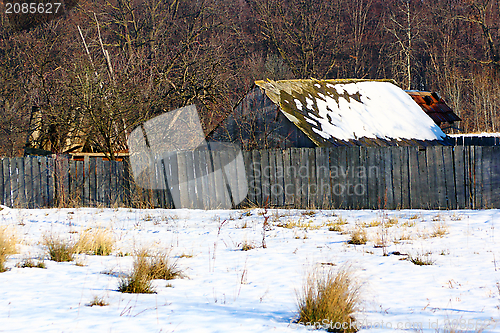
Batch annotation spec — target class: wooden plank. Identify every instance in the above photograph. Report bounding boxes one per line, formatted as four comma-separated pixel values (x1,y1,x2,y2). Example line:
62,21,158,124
408,148,419,209
24,158,33,208
186,151,199,209
357,147,368,209
208,150,222,209
315,148,331,209
275,149,285,207
348,147,359,209
32,158,41,208
337,148,349,209
154,156,165,208
122,157,133,207
283,149,294,206
426,147,440,209
116,161,126,207
300,149,310,209
216,149,232,209
89,158,97,207
268,150,277,207
391,148,402,209
306,148,316,208
454,146,466,209
474,146,483,209
176,152,190,208
401,147,411,209
251,150,262,207
383,148,395,209
234,148,249,208
221,148,238,208
165,152,180,209
490,147,500,208
243,151,254,207
418,149,430,209
15,158,26,207
366,148,378,209
377,149,387,209
70,161,77,205
9,158,18,207
94,158,103,206
291,148,302,209
61,158,70,206
329,148,341,209
83,156,90,206
443,147,457,209
193,149,206,209
46,157,55,207
482,147,492,208
260,149,270,207
76,161,84,206
465,146,473,209
39,157,48,207
104,160,112,206
201,149,213,209
110,161,118,206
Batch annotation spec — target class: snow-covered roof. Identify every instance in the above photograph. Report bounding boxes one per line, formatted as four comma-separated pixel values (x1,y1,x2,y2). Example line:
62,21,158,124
255,79,447,146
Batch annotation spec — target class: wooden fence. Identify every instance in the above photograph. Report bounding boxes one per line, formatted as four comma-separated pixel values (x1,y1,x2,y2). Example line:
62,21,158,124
1,146,499,209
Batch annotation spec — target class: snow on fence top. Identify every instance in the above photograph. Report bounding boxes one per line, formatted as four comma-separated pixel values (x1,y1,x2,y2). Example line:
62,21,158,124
255,79,447,146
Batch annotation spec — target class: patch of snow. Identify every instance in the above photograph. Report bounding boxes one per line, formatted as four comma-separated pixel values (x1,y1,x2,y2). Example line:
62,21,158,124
304,82,446,141
0,208,498,333
294,99,303,110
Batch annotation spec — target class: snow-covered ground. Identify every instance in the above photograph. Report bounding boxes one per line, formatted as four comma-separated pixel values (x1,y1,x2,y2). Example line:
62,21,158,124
0,207,498,333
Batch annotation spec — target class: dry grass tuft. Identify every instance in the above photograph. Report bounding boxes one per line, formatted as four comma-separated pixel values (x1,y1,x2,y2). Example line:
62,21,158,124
88,296,109,307
119,251,156,294
431,222,449,238
407,253,435,266
16,258,46,269
147,252,183,280
119,250,183,294
277,219,321,230
301,210,316,216
368,220,382,227
385,217,399,227
44,236,75,262
239,240,256,251
0,226,18,272
296,265,361,333
74,228,115,256
347,227,367,245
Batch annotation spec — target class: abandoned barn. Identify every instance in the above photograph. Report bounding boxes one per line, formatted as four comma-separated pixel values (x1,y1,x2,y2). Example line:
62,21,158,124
207,79,457,150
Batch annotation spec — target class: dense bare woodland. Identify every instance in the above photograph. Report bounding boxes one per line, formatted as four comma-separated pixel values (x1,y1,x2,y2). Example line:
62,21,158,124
1,0,500,157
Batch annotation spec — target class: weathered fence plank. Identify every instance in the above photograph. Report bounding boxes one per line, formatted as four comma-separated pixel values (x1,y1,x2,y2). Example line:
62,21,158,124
275,149,285,207
474,146,483,209
251,150,262,207
443,147,457,209
315,148,330,209
454,146,466,209
283,149,294,207
268,150,277,207
490,147,500,207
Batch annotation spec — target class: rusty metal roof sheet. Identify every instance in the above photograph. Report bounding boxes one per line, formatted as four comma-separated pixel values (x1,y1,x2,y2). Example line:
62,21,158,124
405,91,461,125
